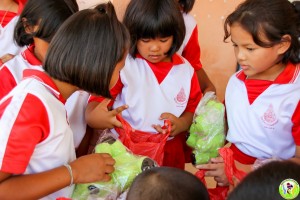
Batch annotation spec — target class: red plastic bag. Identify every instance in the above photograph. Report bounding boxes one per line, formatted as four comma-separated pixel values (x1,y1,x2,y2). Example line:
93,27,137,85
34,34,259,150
115,116,170,166
195,147,247,200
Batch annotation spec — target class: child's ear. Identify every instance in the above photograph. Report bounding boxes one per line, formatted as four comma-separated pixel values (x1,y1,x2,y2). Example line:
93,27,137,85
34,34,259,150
22,17,35,34
278,34,291,55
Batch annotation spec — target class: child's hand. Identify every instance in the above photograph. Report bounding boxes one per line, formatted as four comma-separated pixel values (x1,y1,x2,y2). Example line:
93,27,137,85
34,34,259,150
70,153,115,184
196,157,229,186
86,99,128,129
152,113,184,136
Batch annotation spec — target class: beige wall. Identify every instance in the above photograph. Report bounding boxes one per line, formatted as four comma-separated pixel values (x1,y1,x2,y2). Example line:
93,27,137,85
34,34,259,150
79,0,243,101
190,0,243,100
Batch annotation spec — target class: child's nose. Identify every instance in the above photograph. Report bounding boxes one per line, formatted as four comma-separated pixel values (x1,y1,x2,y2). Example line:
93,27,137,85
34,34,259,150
149,44,160,52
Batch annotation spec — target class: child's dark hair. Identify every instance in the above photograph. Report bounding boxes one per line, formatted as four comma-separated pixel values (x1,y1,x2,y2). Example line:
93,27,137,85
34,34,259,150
224,0,300,64
179,0,195,13
123,0,185,58
227,161,300,200
44,2,129,98
126,167,210,200
14,0,79,46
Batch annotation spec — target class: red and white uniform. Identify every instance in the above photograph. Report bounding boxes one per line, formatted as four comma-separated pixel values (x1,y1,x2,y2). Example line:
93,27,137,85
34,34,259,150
0,69,76,199
89,54,201,168
226,62,300,163
177,13,202,71
112,54,201,132
0,0,26,59
0,45,89,148
0,45,42,99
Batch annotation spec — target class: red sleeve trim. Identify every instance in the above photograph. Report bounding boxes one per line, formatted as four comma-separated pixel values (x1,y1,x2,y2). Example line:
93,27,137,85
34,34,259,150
185,71,202,113
88,77,122,104
0,66,17,99
292,101,300,145
0,93,50,174
181,25,202,71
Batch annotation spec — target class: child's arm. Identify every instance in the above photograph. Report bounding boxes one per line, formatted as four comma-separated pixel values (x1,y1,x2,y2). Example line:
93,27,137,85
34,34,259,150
85,98,128,130
196,68,216,95
290,145,300,164
0,153,115,199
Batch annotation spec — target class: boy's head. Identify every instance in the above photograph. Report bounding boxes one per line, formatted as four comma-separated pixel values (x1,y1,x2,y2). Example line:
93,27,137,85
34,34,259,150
14,0,78,46
44,2,129,97
228,161,300,200
126,167,209,200
123,0,185,58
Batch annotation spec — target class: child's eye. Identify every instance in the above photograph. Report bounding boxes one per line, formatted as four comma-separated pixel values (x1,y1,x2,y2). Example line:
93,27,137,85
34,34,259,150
141,38,150,42
247,47,254,51
232,44,238,47
160,39,169,42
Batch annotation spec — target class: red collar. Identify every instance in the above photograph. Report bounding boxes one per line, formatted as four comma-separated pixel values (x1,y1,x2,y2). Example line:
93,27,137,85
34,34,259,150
237,62,300,84
21,45,43,66
23,69,66,104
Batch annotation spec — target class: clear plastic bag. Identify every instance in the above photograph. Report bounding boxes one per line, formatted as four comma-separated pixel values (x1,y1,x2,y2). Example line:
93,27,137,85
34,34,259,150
186,92,226,165
72,130,158,200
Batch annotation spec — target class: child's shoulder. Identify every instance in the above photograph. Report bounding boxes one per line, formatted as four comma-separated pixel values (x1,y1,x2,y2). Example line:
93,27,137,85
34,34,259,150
182,12,197,26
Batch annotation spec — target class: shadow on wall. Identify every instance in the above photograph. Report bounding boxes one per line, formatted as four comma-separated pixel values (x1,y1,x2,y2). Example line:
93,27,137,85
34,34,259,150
78,0,243,101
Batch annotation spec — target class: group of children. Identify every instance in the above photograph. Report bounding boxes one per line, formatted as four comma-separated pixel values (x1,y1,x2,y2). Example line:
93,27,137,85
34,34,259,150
0,0,299,199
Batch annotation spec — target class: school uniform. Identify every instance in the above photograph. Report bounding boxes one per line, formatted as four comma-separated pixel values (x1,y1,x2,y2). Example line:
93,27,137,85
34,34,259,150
0,69,76,199
226,62,300,164
0,0,26,59
0,44,89,148
111,54,201,168
177,13,202,71
0,45,42,99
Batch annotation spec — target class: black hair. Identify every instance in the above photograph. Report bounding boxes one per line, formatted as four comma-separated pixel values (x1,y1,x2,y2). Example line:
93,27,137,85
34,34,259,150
14,0,79,46
179,0,195,13
126,167,210,200
228,161,300,200
44,2,130,98
123,0,185,58
224,0,300,64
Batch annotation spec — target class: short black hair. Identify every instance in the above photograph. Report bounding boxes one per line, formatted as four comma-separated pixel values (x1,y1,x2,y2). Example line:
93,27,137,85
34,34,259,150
123,0,185,58
228,161,300,200
44,2,129,98
14,0,78,46
224,0,300,64
126,167,210,200
179,0,195,13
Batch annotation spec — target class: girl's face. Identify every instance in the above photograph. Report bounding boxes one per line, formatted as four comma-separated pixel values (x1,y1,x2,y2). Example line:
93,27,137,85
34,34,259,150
137,36,173,63
230,23,287,80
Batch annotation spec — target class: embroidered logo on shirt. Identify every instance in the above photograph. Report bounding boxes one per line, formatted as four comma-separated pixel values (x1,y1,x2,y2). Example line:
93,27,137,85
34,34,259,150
261,104,278,126
174,87,187,106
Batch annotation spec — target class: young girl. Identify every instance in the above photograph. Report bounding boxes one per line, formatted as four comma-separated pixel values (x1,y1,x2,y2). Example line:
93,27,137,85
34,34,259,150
197,0,300,188
177,0,216,94
0,0,89,149
0,0,26,65
0,0,78,99
86,0,202,169
0,2,129,199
